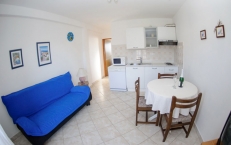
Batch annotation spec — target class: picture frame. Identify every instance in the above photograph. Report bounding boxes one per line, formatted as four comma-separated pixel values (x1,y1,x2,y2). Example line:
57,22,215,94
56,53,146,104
200,30,206,40
36,42,52,66
9,49,24,69
216,25,225,38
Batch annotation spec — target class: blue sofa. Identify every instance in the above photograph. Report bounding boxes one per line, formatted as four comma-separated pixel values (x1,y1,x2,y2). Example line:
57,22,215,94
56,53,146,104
1,72,92,145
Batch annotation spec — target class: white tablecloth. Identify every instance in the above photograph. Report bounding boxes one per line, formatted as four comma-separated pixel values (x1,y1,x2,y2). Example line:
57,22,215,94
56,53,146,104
145,79,198,118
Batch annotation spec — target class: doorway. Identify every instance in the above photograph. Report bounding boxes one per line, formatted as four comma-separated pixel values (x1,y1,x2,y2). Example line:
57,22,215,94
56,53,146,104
102,38,112,77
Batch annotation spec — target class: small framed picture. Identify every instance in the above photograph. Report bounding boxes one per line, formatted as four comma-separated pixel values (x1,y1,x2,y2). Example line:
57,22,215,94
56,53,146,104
9,49,24,69
200,30,206,40
36,42,52,66
216,25,225,38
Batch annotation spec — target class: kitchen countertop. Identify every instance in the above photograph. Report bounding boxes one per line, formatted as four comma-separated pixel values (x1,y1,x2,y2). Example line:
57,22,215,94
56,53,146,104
126,63,178,67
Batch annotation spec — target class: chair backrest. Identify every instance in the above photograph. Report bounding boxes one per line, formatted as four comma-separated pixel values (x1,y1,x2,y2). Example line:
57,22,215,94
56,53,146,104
135,77,140,108
169,93,202,122
158,73,177,79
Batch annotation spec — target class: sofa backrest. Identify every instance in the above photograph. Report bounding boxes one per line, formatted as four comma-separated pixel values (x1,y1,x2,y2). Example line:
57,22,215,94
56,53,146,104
1,72,74,123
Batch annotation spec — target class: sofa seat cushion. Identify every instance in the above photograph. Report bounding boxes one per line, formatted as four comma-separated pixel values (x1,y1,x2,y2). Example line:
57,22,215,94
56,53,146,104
16,87,90,136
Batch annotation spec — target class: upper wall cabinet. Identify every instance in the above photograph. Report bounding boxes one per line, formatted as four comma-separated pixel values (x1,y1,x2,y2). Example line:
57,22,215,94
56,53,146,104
145,27,158,48
157,27,177,45
126,27,145,49
158,27,176,40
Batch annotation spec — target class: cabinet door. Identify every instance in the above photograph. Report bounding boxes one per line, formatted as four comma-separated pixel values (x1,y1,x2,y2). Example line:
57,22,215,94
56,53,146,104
144,67,164,88
126,27,145,49
164,67,178,74
158,27,176,40
126,67,144,90
145,27,158,48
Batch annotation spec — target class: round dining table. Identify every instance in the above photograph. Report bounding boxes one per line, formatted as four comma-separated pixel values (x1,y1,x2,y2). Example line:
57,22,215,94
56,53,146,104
145,79,198,118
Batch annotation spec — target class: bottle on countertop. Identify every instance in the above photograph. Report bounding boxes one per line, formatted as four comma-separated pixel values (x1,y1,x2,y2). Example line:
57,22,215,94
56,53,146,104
179,69,184,87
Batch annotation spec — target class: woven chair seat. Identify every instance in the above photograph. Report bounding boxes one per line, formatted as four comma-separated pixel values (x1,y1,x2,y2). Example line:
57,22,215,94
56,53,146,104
138,96,152,107
167,114,192,123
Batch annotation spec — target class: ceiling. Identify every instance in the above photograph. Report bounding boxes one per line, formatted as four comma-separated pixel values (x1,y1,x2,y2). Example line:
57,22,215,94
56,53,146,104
0,0,186,29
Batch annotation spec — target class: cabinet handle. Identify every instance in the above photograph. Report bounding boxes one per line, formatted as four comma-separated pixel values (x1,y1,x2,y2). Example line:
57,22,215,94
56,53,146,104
133,68,138,69
152,68,157,69
169,69,174,71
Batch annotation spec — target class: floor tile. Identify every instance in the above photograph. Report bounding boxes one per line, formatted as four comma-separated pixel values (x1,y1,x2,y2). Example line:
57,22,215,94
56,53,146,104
123,128,148,145
89,109,106,119
102,106,119,115
113,119,136,134
63,136,83,145
138,124,160,137
107,112,126,124
97,125,121,141
62,125,80,139
78,121,96,134
93,116,112,130
104,136,129,145
81,131,103,145
139,139,158,145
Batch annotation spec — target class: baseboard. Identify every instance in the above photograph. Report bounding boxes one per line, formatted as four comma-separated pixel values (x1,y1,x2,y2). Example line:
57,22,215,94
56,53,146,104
11,131,22,142
194,123,203,143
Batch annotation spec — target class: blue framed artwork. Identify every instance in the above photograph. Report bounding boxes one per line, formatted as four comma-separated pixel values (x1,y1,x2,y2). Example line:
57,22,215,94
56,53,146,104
9,49,24,69
36,42,52,66
67,32,74,42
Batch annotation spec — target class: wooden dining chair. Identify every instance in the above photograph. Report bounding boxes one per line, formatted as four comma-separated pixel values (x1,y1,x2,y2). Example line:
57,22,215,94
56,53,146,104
158,73,177,79
135,77,160,126
159,93,202,142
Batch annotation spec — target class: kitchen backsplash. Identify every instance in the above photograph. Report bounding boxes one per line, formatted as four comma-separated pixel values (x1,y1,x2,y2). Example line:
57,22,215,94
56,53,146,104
111,44,177,64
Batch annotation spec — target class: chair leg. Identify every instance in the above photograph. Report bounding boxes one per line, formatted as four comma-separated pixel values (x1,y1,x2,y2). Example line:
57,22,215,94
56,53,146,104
163,127,170,142
135,110,138,126
186,123,194,138
146,111,148,122
156,111,160,126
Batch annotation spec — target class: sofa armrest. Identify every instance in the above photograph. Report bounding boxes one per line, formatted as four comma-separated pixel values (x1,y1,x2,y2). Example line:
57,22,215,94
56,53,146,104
16,117,42,136
70,86,90,95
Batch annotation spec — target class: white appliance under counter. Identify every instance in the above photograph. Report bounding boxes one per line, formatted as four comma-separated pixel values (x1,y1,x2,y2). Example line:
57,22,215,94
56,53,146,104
108,65,127,91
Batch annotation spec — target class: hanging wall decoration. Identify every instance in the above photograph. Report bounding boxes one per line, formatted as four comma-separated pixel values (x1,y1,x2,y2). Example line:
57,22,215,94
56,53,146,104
36,42,52,66
9,49,24,69
67,32,74,42
214,20,225,38
200,30,206,40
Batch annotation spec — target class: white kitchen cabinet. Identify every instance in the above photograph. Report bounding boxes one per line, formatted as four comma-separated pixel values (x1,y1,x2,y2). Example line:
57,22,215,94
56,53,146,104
158,27,176,40
126,27,145,49
145,27,158,48
144,67,164,88
164,66,178,74
126,67,145,91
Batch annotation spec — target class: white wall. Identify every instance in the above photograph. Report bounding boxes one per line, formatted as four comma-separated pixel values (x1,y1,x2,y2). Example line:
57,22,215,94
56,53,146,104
87,30,103,82
173,0,231,141
111,18,173,45
0,4,104,138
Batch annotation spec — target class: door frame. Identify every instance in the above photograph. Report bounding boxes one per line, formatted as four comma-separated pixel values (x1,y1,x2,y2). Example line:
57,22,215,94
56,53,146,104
102,38,111,77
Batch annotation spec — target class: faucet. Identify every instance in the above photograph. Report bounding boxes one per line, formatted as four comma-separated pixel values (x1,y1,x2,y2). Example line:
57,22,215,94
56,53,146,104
136,57,142,64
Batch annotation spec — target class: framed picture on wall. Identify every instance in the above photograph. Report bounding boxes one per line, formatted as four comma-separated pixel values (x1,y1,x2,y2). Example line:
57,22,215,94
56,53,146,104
200,30,206,40
216,25,225,38
9,49,24,69
36,42,52,66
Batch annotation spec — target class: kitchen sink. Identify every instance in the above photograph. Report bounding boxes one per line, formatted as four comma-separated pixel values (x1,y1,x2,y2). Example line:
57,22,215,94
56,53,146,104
129,63,152,65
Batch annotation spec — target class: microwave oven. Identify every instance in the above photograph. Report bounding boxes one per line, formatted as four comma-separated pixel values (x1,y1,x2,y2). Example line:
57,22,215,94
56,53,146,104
112,57,126,66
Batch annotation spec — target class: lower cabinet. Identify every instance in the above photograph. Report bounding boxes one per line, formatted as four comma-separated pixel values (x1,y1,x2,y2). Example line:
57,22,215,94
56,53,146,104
144,67,164,89
126,66,178,91
126,67,144,91
164,67,178,74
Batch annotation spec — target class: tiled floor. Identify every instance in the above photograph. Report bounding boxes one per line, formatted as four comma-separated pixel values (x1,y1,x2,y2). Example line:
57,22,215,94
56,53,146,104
12,77,202,145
